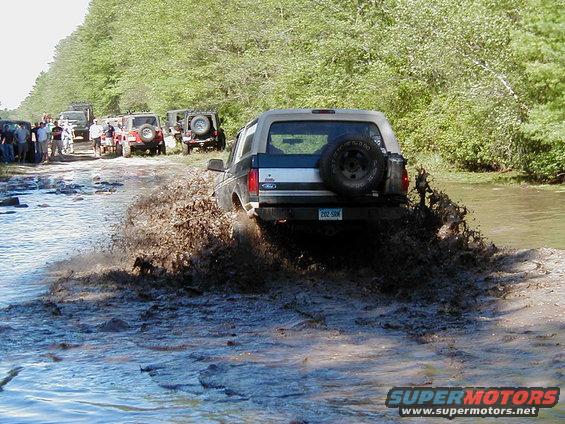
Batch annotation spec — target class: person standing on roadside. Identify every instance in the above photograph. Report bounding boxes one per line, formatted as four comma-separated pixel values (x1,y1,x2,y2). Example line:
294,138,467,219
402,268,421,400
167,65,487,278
14,124,29,163
51,120,63,159
1,126,10,163
103,121,115,153
32,123,41,163
62,120,75,154
89,118,104,158
37,122,49,163
1,123,15,163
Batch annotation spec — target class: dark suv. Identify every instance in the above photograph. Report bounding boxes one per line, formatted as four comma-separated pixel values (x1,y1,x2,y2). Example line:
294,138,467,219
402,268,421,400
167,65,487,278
207,109,409,224
181,111,226,154
59,111,89,140
116,113,165,157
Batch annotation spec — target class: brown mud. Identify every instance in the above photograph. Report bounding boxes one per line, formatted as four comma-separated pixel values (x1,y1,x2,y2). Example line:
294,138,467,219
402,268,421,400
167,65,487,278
116,168,495,297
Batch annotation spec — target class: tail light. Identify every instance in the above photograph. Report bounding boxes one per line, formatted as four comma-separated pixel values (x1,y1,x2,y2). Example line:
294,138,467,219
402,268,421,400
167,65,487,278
128,131,139,142
248,169,259,195
402,168,409,193
212,130,218,137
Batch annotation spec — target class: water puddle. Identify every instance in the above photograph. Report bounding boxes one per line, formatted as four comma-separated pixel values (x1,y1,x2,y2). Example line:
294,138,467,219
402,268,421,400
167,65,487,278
436,181,565,250
0,156,175,307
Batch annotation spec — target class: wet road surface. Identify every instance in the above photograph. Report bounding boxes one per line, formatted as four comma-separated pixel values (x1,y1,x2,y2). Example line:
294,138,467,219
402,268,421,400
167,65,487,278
0,150,179,307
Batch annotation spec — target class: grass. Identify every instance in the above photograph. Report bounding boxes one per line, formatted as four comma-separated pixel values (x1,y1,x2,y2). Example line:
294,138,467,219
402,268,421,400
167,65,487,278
408,153,563,191
167,150,229,168
149,149,230,169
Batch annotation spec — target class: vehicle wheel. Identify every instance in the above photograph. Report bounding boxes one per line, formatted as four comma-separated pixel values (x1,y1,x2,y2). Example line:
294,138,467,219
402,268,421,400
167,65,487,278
116,143,123,157
231,214,261,248
138,124,156,142
159,144,166,155
190,115,211,136
182,143,190,156
319,134,385,197
122,142,131,158
149,148,157,156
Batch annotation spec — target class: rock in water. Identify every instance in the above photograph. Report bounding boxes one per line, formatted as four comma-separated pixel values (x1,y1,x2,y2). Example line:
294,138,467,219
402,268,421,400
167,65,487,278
97,318,130,332
0,197,19,207
0,367,23,391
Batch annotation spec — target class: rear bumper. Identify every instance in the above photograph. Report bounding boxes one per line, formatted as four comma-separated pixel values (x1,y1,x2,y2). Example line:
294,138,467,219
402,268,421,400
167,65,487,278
186,137,218,148
128,140,162,149
74,129,89,140
253,206,407,221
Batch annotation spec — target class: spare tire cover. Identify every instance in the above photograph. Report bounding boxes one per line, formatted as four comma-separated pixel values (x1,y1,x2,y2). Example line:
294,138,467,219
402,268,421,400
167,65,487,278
319,134,385,197
138,124,156,142
190,115,211,135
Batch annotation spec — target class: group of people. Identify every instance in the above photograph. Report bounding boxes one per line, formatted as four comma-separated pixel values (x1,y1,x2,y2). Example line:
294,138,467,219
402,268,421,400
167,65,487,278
0,117,76,164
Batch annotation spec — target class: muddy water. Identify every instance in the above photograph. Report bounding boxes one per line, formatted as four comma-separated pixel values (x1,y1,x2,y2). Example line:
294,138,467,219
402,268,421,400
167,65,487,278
0,156,563,423
0,155,176,307
436,181,565,250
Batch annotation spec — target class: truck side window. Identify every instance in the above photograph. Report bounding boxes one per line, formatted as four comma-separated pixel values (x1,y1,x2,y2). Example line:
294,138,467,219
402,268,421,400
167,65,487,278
227,131,243,167
241,131,254,157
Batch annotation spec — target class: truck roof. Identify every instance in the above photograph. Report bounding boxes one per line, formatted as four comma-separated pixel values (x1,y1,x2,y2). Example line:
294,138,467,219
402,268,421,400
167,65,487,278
250,108,400,155
257,108,384,119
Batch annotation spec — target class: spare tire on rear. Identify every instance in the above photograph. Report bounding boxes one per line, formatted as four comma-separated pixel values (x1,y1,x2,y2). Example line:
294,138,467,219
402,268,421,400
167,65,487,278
138,124,156,142
190,115,211,135
319,134,385,197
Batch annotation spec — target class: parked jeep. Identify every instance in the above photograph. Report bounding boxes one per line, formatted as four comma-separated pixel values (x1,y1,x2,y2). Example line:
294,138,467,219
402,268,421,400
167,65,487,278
207,109,409,225
116,113,165,157
181,111,226,154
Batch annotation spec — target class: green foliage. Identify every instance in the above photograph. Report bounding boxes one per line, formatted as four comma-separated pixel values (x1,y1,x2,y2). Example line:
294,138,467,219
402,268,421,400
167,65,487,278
12,0,565,181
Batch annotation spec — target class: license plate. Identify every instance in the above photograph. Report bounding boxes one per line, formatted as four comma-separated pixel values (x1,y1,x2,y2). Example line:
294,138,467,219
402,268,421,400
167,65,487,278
319,208,342,221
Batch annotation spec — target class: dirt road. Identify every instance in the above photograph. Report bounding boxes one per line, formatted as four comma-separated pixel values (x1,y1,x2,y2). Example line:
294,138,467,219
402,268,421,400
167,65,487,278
0,149,563,423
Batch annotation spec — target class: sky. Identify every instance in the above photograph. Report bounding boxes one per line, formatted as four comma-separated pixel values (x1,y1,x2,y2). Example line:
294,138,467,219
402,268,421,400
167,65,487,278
0,0,90,110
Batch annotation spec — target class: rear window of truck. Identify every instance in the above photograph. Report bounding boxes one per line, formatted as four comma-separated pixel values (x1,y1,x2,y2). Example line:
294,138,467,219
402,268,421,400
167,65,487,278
132,116,158,127
267,120,383,154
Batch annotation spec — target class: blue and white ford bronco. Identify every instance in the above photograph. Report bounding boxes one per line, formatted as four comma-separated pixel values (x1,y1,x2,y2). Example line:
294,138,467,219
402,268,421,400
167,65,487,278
207,109,409,223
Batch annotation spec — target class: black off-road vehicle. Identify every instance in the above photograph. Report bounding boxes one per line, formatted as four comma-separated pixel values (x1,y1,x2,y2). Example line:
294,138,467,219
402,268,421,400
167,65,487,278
181,111,226,155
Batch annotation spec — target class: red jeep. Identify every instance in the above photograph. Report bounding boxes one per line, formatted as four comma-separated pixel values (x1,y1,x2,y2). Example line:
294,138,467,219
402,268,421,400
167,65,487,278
116,113,166,157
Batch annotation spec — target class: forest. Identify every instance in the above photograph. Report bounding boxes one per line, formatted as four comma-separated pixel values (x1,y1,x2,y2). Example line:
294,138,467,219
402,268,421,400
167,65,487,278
9,0,565,181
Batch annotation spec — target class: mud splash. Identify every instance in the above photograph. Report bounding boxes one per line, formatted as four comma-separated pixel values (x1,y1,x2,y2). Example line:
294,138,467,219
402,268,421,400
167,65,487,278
117,168,495,299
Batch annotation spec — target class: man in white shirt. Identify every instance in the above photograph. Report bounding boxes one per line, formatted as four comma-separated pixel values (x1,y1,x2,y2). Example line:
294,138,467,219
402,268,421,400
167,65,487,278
36,122,49,163
89,118,104,157
62,121,75,154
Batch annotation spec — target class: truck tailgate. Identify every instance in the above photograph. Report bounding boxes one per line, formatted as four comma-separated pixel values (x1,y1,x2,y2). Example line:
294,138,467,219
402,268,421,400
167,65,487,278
253,154,332,197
